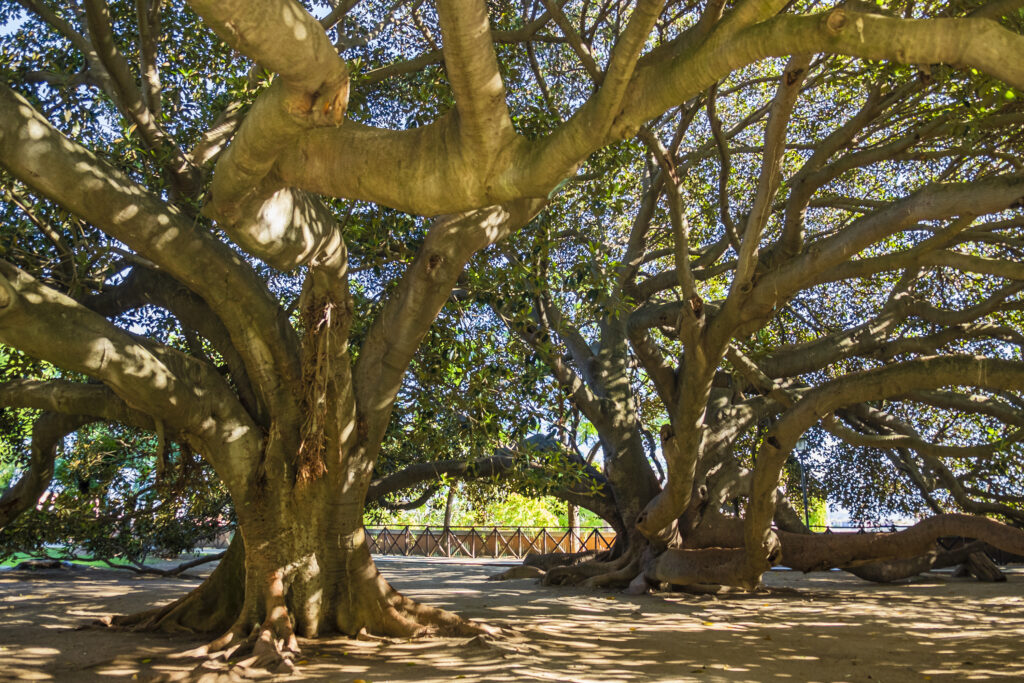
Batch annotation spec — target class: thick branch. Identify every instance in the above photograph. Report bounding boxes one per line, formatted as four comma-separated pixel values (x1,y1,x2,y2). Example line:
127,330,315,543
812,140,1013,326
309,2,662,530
0,261,261,492
746,355,1024,582
354,200,544,452
778,515,1024,572
437,0,515,153
0,85,301,424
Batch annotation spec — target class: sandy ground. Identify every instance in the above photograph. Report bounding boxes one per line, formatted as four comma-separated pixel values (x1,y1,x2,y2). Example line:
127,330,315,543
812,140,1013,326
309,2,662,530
1,557,1023,682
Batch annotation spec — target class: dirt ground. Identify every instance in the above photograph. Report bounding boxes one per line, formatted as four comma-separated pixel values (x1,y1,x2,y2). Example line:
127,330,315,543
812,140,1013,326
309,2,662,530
1,557,1023,682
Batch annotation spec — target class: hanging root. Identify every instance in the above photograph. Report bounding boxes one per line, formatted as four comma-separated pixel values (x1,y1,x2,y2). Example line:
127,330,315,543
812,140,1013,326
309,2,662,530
296,298,338,483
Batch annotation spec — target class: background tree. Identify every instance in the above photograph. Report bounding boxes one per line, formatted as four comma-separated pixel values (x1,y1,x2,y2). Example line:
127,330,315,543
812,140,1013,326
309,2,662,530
467,43,1024,589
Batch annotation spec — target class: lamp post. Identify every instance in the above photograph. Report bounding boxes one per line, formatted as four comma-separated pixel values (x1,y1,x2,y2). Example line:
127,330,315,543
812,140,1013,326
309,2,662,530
795,436,810,531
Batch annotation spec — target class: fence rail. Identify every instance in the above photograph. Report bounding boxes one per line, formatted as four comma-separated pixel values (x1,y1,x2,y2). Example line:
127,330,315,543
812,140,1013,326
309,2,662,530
365,525,616,559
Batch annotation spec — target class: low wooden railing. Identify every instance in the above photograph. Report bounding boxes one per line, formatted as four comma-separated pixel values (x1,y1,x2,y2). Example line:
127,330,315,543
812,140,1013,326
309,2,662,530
365,525,616,559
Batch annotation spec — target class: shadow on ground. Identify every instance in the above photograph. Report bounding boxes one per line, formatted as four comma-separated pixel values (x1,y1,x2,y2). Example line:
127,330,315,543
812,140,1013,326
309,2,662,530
1,557,1023,682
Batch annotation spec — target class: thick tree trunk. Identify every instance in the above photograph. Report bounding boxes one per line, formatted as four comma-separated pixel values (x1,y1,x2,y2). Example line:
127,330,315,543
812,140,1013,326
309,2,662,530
113,463,479,673
111,532,246,634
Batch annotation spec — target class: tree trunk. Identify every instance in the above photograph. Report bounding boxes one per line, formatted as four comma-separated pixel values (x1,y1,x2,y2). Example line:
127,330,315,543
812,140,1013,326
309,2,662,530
113,448,479,673
443,484,456,556
542,430,665,587
567,502,578,553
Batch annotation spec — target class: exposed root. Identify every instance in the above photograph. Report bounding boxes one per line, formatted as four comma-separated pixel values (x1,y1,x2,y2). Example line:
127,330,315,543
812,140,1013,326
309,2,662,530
543,554,623,586
109,535,244,635
232,622,300,676
523,550,597,571
488,565,547,581
377,592,483,638
543,543,644,588
579,556,641,589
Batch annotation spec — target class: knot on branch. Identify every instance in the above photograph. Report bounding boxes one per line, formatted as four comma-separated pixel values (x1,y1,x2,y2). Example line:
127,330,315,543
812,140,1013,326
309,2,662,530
426,252,446,276
824,9,849,35
284,76,350,128
310,77,350,127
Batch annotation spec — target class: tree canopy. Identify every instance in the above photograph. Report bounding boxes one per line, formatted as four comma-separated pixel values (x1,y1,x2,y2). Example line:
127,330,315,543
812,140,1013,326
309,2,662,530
1,0,1024,675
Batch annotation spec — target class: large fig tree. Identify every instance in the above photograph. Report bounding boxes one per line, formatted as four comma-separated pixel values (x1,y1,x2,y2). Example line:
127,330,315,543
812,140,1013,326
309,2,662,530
2,0,1024,671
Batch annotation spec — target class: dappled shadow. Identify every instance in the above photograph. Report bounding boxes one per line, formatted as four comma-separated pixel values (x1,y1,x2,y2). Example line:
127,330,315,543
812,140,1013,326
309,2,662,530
0,566,206,681
2,560,1023,681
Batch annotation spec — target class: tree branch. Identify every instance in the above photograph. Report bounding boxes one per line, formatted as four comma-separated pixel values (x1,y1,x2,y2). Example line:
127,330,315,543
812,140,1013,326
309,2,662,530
436,0,515,153
354,200,544,448
0,85,302,425
0,261,261,491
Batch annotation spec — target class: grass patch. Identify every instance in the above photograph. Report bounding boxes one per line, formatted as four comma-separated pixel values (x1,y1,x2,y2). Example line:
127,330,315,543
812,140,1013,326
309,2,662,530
0,549,136,569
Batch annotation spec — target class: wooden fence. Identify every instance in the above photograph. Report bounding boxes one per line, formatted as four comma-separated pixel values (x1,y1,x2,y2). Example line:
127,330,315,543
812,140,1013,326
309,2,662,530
365,525,616,559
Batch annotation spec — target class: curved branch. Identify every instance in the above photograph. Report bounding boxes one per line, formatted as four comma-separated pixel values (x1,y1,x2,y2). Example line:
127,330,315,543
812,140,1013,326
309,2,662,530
82,0,197,194
437,0,515,153
745,355,1024,581
0,377,157,530
366,447,621,528
0,379,153,425
367,454,517,502
183,0,350,270
0,413,86,529
0,84,301,424
741,175,1024,334
85,267,259,417
729,55,810,301
778,515,1024,572
622,11,1024,131
186,0,348,96
0,260,261,492
823,413,1024,461
354,200,545,447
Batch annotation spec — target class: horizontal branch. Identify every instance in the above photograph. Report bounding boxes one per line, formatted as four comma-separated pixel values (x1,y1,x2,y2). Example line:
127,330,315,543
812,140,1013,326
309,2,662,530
0,261,261,492
0,379,152,426
745,355,1024,581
